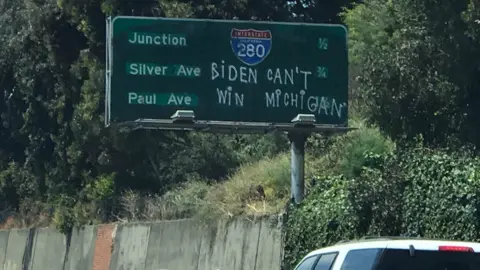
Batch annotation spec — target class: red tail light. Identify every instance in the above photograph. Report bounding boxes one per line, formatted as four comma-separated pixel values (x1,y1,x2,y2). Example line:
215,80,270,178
438,246,474,252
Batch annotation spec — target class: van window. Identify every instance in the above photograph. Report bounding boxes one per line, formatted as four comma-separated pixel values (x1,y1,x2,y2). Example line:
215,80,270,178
340,248,383,270
314,253,338,270
339,248,480,270
376,248,480,270
295,255,318,270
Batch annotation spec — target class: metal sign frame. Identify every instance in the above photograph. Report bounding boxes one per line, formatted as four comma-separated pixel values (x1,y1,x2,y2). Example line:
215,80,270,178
105,16,112,127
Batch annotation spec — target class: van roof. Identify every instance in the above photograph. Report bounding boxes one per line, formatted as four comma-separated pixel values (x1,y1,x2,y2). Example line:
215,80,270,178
306,237,480,257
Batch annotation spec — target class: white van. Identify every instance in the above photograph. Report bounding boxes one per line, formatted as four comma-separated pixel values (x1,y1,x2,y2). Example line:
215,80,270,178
294,237,480,270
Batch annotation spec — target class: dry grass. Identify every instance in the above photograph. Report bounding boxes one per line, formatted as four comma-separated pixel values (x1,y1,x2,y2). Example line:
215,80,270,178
0,203,52,229
116,153,319,223
197,154,292,220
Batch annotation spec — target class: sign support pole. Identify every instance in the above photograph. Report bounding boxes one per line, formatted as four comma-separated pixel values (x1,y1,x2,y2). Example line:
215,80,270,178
288,132,308,204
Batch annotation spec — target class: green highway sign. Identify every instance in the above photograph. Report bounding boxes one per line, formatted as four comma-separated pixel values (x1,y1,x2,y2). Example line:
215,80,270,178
105,16,348,127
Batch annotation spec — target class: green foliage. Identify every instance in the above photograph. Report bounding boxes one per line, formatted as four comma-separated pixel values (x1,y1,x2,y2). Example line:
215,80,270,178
343,0,480,147
157,180,210,219
329,120,394,179
307,119,395,179
400,147,480,240
196,154,293,221
284,175,357,267
84,173,115,201
285,146,480,267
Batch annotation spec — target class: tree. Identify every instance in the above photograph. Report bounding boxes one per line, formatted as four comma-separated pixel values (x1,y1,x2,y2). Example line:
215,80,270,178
344,0,480,147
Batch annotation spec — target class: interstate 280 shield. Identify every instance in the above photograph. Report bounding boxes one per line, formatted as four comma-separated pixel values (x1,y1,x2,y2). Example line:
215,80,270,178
230,29,272,66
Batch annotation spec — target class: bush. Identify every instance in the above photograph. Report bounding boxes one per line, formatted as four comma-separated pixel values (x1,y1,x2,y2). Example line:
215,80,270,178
307,118,395,179
285,146,480,268
143,180,210,221
284,175,358,268
400,147,480,240
197,154,293,221
284,151,403,268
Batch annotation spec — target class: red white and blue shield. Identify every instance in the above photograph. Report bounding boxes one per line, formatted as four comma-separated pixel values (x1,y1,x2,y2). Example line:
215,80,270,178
231,28,272,66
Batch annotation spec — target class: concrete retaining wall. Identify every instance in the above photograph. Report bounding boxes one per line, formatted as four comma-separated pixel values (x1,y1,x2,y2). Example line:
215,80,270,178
0,219,282,270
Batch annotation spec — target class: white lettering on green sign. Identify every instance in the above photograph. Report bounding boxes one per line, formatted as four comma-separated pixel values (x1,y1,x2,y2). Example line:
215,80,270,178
127,63,201,77
211,61,340,115
216,86,244,107
167,93,193,105
127,92,198,106
266,67,312,89
128,63,169,76
318,38,328,50
128,92,157,104
211,60,257,84
264,89,346,118
128,32,187,46
265,89,306,110
173,65,201,77
121,33,341,117
316,66,328,78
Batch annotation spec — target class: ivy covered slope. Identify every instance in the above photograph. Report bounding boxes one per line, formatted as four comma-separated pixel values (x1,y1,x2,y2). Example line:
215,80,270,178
285,145,480,267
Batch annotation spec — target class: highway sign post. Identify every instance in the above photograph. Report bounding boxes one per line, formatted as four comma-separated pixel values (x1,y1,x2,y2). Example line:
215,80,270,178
105,16,351,203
